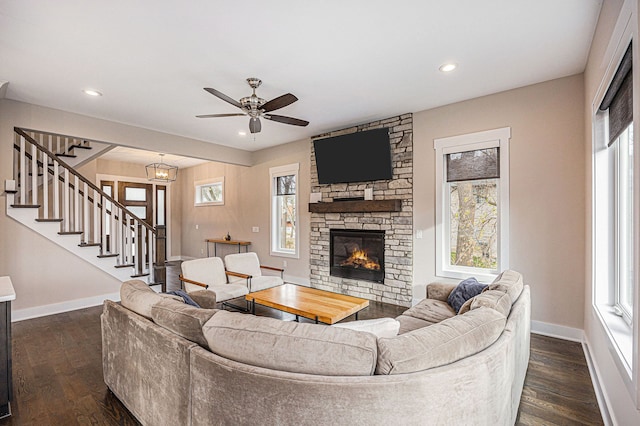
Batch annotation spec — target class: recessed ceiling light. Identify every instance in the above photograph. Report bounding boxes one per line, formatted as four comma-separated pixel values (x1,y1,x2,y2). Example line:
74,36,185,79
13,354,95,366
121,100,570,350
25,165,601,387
83,89,102,97
238,131,247,136
439,63,457,73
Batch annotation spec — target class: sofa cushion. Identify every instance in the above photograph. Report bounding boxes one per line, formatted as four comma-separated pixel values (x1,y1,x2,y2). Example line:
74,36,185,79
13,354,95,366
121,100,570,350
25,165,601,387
332,318,400,338
425,282,457,302
120,279,180,319
470,289,512,317
396,315,435,335
447,277,488,313
203,310,378,376
376,307,506,375
151,298,219,348
488,270,524,305
401,299,456,323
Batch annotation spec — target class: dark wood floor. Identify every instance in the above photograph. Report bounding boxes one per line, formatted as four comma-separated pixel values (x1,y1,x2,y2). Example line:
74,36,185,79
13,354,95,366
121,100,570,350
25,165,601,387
0,264,603,425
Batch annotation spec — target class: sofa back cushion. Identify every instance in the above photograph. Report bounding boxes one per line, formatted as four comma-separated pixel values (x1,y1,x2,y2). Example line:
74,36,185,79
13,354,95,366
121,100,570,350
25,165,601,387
151,298,218,348
120,279,178,319
376,307,506,375
488,270,523,304
470,290,511,317
203,310,378,376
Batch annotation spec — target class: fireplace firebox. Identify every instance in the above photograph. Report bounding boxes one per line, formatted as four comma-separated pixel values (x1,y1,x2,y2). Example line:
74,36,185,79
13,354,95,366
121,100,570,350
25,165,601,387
330,229,385,283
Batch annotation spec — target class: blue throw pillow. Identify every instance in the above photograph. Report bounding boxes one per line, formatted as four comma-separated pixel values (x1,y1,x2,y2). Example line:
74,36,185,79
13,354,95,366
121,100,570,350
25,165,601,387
447,277,488,313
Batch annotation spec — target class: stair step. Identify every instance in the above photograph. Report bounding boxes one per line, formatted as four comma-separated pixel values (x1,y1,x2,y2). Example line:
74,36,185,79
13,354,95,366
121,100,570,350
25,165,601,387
11,204,41,208
70,144,92,150
56,153,77,158
114,263,135,269
130,273,150,278
4,190,17,194
97,253,119,258
36,218,63,222
78,242,101,247
58,231,83,235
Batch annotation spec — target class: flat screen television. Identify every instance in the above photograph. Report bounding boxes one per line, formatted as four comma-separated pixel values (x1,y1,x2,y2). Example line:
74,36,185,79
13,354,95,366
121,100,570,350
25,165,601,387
313,128,393,184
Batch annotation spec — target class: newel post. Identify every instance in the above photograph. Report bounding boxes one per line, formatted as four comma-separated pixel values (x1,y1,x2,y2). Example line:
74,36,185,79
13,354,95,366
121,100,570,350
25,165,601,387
155,225,167,292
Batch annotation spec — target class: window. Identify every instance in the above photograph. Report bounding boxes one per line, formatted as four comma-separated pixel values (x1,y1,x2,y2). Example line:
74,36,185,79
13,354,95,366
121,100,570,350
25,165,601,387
195,177,224,206
270,163,299,258
592,40,634,374
613,123,634,323
434,127,510,281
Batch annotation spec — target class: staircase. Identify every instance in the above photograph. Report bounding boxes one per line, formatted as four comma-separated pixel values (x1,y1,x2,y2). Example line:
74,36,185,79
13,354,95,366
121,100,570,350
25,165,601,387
6,127,166,290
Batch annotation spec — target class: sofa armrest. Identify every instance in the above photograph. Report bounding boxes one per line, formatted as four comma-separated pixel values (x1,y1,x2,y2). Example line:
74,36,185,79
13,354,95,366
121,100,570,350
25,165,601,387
188,290,218,309
426,282,457,301
226,270,252,280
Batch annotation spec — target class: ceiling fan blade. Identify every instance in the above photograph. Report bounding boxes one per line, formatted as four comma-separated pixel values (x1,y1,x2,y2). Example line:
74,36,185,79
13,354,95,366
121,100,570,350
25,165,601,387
249,117,262,134
261,93,298,112
196,113,245,118
204,87,243,109
264,114,309,127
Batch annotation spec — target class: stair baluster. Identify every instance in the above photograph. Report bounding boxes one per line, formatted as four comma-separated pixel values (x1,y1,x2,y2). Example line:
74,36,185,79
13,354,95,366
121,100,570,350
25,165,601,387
8,127,166,290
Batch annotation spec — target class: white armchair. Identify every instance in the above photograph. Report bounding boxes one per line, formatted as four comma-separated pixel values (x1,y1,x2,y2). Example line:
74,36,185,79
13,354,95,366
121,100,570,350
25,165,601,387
224,252,284,293
179,257,249,310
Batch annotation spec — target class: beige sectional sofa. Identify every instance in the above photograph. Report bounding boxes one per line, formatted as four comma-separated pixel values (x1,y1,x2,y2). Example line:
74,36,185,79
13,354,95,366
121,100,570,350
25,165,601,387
102,270,530,426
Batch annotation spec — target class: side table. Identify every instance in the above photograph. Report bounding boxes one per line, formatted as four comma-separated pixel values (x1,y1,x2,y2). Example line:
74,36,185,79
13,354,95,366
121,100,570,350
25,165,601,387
205,239,251,257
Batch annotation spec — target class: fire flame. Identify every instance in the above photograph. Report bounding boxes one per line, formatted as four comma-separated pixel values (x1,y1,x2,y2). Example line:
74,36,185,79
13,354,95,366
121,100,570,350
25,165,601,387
341,249,380,270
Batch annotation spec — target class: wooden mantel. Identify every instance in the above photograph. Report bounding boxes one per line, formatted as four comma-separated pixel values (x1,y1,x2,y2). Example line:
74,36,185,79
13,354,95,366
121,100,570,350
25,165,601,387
308,199,402,213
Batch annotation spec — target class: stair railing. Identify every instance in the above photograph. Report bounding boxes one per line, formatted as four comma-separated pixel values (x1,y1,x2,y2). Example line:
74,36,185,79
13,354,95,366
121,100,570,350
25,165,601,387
12,127,166,290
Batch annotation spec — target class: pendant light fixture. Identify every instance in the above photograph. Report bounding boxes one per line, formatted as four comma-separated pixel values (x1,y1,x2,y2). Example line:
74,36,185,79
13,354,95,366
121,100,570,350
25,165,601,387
146,153,177,182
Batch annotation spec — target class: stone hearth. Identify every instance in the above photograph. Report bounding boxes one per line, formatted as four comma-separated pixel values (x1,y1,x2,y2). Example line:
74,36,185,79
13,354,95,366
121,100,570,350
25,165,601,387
309,114,413,307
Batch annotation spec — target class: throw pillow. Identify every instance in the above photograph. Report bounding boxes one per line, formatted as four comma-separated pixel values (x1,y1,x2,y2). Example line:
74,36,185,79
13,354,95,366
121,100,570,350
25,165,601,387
447,277,488,313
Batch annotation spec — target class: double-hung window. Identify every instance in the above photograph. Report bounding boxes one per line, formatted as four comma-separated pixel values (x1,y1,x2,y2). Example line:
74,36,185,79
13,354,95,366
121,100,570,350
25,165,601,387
594,42,634,337
270,163,299,258
434,127,511,282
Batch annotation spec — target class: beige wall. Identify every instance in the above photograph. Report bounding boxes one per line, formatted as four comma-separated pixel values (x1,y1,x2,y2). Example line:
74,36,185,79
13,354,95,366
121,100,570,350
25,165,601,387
179,139,311,283
413,74,586,329
582,0,640,424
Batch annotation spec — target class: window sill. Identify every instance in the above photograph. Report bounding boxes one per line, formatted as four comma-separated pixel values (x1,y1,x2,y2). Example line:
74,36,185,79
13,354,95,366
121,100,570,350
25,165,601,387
270,250,299,259
595,303,633,377
437,267,498,284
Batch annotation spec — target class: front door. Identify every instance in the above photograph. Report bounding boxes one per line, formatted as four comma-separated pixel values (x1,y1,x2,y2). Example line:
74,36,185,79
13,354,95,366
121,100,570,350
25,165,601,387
117,182,153,226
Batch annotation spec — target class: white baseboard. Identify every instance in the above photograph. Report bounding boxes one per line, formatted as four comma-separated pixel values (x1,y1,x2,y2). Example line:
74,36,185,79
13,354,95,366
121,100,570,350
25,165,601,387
530,320,584,342
12,292,120,322
168,255,182,261
284,275,310,287
581,338,613,426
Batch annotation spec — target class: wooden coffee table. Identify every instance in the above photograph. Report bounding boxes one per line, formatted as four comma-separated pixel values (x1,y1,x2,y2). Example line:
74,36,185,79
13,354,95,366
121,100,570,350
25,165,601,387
245,284,369,324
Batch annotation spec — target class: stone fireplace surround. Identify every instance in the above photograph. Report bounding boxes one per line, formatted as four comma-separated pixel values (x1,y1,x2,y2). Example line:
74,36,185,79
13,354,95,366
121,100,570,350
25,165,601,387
309,114,413,307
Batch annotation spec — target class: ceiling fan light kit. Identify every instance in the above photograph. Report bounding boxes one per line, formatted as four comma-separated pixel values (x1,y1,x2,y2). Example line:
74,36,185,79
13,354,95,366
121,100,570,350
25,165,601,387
197,77,309,134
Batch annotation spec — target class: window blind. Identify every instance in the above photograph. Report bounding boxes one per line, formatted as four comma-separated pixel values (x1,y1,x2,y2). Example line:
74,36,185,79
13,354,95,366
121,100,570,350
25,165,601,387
600,42,632,146
446,147,500,182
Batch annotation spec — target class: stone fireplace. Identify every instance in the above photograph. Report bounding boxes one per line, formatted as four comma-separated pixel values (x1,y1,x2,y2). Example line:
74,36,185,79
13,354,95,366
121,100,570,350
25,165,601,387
309,113,413,307
330,229,385,283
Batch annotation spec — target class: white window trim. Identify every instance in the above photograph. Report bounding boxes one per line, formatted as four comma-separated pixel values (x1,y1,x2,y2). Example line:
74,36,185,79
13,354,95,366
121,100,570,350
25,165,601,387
270,163,299,258
590,6,638,404
194,177,224,206
434,127,511,282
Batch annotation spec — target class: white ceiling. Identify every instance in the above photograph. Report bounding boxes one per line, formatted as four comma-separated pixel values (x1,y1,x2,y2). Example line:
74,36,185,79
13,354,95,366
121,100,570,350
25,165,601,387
100,146,209,169
0,0,602,152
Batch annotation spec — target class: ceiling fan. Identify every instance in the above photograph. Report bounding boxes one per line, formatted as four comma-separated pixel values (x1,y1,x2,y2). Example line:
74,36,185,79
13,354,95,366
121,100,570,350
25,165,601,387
197,78,309,134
